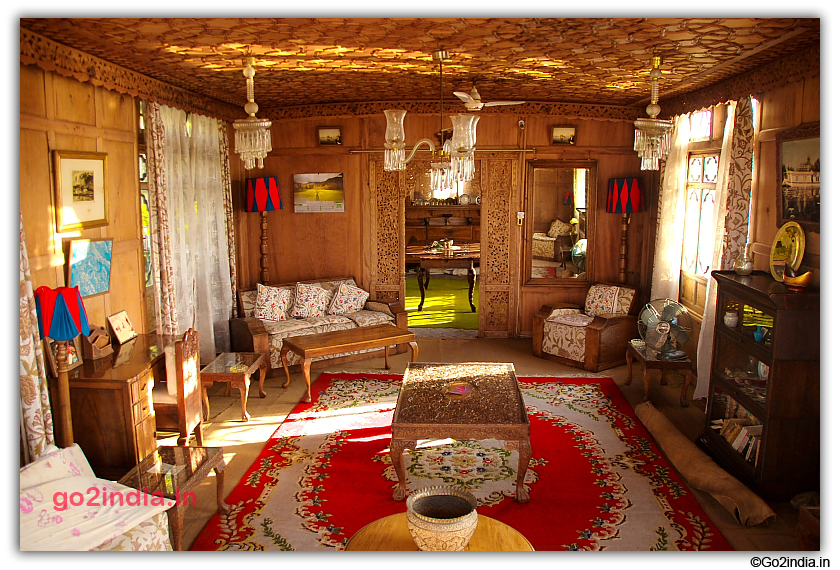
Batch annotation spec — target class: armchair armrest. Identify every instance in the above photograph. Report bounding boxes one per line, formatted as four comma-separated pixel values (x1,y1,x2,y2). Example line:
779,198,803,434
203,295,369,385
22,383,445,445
366,298,408,330
229,317,270,364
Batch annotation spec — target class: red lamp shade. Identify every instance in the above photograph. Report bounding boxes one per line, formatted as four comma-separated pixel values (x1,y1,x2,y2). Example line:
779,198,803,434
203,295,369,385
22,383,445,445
34,286,91,341
606,178,646,213
246,176,283,212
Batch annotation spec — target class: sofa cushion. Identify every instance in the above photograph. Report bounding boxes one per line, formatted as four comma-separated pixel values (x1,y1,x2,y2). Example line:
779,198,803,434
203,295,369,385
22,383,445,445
328,282,370,315
255,283,292,322
547,219,573,238
546,312,595,327
240,289,258,317
345,310,394,327
291,282,331,318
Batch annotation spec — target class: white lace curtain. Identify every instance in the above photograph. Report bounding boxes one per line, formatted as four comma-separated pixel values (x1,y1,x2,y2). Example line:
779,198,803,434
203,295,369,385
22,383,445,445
145,103,235,363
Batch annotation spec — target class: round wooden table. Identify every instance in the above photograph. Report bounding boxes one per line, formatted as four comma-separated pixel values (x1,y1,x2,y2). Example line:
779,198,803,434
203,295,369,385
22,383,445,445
344,512,534,551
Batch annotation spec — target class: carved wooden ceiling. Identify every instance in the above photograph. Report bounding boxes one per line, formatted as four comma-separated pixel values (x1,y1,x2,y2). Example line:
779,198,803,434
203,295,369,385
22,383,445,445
20,17,819,117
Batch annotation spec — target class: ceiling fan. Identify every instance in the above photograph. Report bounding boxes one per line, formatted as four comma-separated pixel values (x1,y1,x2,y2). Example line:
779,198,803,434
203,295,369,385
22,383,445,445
453,84,526,111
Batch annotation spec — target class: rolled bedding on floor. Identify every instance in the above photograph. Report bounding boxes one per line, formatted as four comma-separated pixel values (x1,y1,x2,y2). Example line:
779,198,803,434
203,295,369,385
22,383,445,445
635,401,776,526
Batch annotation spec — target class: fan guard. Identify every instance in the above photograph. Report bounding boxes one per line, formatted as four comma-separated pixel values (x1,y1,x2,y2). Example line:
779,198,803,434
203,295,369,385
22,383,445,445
637,298,693,360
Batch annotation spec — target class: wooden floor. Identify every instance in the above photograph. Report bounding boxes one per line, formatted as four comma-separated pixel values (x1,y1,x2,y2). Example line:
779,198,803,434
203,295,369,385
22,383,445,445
159,336,807,553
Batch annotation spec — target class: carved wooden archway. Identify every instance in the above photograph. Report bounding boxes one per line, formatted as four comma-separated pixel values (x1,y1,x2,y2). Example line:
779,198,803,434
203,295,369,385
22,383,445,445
368,152,519,337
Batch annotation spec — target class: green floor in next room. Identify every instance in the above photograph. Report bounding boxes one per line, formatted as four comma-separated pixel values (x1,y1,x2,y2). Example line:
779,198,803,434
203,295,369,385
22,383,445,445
158,337,803,552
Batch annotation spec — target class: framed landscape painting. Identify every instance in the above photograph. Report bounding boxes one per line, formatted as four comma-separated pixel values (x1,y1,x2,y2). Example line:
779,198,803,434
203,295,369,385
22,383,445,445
68,238,113,298
52,150,108,233
293,173,345,213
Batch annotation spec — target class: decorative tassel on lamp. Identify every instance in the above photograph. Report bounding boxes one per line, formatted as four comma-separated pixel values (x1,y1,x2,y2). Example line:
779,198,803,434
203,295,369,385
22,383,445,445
34,286,91,447
246,176,283,284
607,178,646,284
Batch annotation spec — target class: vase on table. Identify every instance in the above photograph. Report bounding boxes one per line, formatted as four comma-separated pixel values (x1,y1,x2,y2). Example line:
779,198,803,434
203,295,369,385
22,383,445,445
734,242,754,276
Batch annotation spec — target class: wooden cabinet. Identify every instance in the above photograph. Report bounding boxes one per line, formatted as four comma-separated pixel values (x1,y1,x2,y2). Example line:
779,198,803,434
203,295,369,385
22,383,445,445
405,205,480,245
61,334,174,480
699,271,819,500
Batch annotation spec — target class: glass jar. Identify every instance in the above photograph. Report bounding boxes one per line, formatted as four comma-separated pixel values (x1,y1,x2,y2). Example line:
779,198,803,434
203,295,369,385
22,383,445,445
734,242,754,276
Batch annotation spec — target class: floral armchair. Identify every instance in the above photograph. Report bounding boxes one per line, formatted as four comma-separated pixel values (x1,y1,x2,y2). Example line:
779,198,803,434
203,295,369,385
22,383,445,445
533,283,638,372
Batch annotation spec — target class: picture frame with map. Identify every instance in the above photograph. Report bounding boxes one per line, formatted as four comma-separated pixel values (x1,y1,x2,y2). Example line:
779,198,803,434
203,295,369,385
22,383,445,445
53,150,108,233
67,238,113,298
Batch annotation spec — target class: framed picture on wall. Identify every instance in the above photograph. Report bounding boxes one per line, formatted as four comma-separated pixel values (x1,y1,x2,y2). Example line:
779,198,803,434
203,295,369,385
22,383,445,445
43,336,84,377
52,150,109,233
67,238,113,298
318,127,342,146
107,310,138,344
551,126,576,145
776,122,819,233
293,173,345,213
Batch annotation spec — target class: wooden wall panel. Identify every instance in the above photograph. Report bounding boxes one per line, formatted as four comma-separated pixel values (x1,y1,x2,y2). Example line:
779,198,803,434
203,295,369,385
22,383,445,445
52,73,96,126
20,64,46,117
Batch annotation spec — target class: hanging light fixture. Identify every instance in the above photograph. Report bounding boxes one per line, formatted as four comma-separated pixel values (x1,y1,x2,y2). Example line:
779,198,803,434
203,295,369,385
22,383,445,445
383,51,479,194
234,56,272,170
634,56,672,171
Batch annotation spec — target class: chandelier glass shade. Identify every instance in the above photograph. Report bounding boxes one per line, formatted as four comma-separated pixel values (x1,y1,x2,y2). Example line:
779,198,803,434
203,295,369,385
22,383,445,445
634,56,672,171
234,57,272,170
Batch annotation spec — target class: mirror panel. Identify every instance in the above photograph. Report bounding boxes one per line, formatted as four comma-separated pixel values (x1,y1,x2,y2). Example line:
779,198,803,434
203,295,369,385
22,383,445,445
525,159,596,284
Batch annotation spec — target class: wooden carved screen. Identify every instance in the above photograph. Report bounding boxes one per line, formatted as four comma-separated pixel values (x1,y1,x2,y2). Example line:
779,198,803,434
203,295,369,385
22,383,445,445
368,152,518,337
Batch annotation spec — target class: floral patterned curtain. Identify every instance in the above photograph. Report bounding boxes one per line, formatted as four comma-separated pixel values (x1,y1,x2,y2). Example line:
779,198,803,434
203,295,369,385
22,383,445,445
218,121,238,316
695,97,754,400
19,211,54,463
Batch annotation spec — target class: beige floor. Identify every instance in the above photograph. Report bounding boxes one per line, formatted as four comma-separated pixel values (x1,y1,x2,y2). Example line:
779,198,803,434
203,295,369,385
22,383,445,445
161,337,802,552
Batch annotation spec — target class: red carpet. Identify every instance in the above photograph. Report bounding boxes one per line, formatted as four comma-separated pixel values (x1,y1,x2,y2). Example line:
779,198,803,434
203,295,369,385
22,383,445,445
192,372,731,551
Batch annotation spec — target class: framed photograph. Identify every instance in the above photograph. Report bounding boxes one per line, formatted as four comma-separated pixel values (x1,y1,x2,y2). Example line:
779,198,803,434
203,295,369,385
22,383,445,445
43,336,83,377
777,123,819,233
107,310,138,344
52,150,109,233
318,127,342,146
293,173,345,213
551,125,576,145
67,238,113,298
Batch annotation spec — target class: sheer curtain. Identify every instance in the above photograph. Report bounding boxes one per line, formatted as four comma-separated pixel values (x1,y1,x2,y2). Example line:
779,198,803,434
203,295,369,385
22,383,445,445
148,104,234,362
695,98,754,400
650,114,691,301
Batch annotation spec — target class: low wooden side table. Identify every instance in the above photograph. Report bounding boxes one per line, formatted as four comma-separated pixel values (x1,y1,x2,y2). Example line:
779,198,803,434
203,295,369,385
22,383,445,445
345,512,533,551
201,352,266,421
625,340,692,407
118,446,230,551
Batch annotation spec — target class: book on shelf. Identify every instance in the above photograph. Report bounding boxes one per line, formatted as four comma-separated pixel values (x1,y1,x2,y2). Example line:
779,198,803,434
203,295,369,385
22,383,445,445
721,418,753,443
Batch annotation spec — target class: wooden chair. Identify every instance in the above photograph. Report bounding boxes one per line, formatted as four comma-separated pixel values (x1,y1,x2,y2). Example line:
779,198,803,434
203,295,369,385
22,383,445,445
533,284,639,372
152,328,204,446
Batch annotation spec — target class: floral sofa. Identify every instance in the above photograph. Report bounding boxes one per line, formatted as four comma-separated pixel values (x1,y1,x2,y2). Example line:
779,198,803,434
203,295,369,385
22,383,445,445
20,444,173,551
230,276,408,375
532,219,575,263
532,283,638,372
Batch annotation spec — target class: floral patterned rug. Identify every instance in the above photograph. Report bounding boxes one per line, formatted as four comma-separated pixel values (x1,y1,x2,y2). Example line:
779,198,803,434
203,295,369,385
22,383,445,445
191,372,731,551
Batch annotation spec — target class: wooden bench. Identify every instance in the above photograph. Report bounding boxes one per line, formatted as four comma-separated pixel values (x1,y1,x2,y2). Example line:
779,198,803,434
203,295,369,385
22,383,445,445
280,324,419,403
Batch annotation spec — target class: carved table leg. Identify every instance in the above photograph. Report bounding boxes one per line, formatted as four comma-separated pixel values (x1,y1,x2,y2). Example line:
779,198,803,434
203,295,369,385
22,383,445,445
384,345,390,370
167,506,184,551
301,358,313,403
238,377,251,422
417,268,426,311
256,361,267,398
467,264,476,312
408,341,419,362
213,464,231,515
280,346,291,388
642,367,652,403
624,349,634,386
202,385,210,421
390,439,416,501
506,439,532,503
680,370,690,408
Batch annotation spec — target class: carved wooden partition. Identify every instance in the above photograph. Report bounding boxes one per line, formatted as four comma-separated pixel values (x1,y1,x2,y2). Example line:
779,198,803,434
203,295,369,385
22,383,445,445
368,152,519,337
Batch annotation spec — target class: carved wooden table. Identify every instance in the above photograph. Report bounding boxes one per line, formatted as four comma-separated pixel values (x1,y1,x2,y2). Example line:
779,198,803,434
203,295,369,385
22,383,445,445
390,362,531,503
280,324,419,403
345,512,533,551
406,243,480,312
625,340,692,407
118,446,230,551
200,352,266,422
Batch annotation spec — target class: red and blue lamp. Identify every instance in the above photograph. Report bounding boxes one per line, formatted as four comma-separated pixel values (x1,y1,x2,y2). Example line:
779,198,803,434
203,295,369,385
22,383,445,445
607,178,646,284
246,176,283,284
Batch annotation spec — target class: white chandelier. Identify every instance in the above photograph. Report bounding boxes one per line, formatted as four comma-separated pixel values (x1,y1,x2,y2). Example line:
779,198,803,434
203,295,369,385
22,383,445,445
383,51,479,193
634,56,672,171
234,57,272,170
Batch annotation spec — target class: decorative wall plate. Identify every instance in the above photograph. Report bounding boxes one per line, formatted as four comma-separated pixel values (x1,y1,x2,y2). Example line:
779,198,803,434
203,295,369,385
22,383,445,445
475,196,481,205
458,194,471,205
769,221,805,281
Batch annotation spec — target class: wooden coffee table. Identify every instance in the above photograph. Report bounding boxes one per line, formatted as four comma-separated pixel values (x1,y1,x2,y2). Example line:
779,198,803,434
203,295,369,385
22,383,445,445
200,352,266,421
390,362,531,503
625,340,692,407
345,512,533,551
280,324,419,403
118,446,230,551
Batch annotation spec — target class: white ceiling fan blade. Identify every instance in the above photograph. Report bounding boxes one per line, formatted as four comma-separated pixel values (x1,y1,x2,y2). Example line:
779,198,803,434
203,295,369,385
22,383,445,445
454,91,477,104
483,101,525,107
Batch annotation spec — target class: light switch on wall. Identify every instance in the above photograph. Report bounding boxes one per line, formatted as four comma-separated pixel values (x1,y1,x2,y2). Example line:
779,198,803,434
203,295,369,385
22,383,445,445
517,211,525,226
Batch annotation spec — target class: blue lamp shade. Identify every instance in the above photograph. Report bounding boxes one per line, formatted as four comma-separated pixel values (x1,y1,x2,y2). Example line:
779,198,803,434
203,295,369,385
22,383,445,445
246,176,283,212
34,286,91,342
606,178,646,213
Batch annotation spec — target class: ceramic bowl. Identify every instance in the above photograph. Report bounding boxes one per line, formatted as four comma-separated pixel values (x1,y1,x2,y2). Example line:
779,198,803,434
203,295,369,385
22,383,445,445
405,486,478,551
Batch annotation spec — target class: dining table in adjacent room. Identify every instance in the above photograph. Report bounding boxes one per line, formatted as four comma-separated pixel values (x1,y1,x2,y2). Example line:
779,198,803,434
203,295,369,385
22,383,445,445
405,242,480,312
